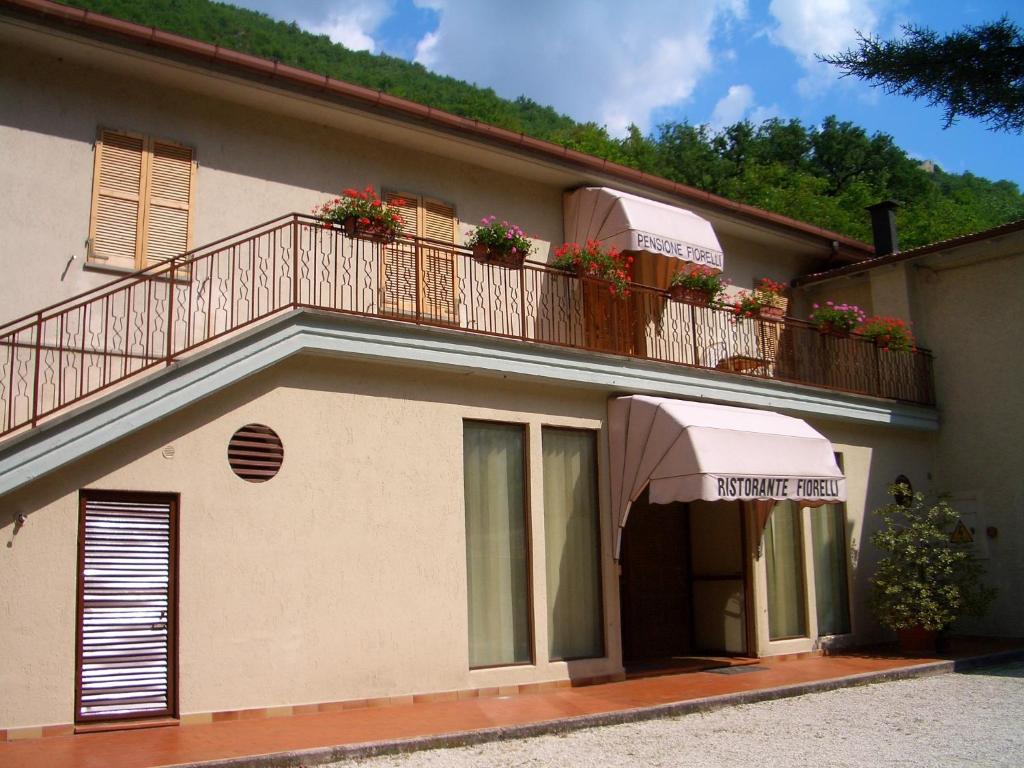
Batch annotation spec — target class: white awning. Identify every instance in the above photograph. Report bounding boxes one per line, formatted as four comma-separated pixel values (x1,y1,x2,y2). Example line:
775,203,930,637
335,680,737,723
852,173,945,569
564,187,724,270
609,396,846,556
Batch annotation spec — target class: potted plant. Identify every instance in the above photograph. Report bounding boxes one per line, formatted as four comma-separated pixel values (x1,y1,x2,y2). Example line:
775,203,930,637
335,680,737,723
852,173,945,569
751,277,788,320
552,240,634,298
668,265,728,306
313,185,406,243
857,315,916,351
727,278,788,321
808,301,866,337
466,215,533,269
870,485,996,654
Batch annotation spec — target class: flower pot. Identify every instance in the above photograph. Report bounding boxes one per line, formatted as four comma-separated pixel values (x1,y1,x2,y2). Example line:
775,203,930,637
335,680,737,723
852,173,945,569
897,625,938,655
472,243,526,269
342,216,396,244
668,285,713,305
817,322,850,339
758,305,785,321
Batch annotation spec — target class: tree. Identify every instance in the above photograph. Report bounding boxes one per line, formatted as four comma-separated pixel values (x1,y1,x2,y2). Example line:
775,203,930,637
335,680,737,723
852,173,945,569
819,17,1024,134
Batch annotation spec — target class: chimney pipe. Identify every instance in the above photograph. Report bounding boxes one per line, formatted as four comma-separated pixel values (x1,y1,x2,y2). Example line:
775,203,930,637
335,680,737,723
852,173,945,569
867,200,900,256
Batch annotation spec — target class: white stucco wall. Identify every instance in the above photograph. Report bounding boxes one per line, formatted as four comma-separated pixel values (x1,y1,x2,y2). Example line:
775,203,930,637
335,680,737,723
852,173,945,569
0,350,936,730
908,244,1024,635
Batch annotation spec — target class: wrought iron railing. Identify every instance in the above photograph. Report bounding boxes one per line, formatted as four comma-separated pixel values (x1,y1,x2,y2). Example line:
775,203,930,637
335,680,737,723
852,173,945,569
0,214,935,439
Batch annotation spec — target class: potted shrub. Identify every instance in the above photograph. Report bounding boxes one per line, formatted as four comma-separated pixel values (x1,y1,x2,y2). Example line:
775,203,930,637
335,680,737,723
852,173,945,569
552,240,634,298
668,265,728,305
808,301,866,337
313,185,405,243
870,485,996,654
858,315,916,351
466,215,533,269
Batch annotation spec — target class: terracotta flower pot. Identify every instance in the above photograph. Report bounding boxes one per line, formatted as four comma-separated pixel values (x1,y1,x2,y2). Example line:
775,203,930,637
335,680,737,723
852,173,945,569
817,322,850,339
897,625,938,655
472,243,526,269
342,216,396,244
668,285,713,305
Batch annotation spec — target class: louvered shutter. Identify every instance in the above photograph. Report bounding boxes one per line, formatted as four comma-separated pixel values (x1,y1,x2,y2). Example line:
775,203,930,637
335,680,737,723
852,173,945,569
89,131,146,269
77,493,176,722
421,198,458,322
757,294,790,368
144,141,194,266
382,192,421,315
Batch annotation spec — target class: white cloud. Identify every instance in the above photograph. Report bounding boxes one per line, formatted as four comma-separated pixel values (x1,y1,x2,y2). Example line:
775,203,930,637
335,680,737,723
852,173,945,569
411,0,748,135
414,30,439,67
238,0,393,52
767,0,882,96
750,103,781,124
711,84,755,129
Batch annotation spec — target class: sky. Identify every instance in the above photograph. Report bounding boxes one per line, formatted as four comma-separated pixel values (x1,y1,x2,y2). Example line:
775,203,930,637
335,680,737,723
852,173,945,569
231,0,1023,188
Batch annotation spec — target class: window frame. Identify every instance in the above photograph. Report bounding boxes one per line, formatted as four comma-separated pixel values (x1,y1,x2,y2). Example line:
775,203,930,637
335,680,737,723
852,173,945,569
381,189,459,323
87,127,197,271
462,418,535,670
541,425,606,663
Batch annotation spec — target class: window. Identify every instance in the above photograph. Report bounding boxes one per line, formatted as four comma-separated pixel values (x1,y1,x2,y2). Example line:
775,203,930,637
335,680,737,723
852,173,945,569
811,503,851,636
765,501,807,640
381,191,457,321
543,428,603,660
463,421,531,667
88,129,196,270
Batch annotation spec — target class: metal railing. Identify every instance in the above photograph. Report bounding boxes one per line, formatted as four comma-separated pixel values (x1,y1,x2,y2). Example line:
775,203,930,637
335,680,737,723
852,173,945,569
0,214,935,439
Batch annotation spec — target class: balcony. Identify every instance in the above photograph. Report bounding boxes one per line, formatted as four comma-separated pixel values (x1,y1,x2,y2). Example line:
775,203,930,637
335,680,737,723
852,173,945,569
0,215,935,439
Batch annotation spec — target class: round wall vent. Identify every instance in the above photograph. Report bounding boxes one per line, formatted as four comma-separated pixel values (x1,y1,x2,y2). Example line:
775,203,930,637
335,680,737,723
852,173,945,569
228,424,284,483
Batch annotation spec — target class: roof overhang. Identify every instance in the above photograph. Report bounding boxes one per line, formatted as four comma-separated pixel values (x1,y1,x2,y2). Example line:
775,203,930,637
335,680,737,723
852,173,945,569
565,187,724,270
609,395,846,556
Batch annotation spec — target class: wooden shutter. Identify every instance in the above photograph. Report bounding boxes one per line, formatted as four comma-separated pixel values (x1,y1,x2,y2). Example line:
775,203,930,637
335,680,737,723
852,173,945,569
421,198,458,322
76,492,176,723
144,140,194,266
380,191,457,321
88,130,196,270
89,131,146,269
382,191,420,314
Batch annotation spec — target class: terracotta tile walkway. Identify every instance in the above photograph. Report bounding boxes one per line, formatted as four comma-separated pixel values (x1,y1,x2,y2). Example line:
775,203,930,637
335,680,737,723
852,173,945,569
2,642,1021,768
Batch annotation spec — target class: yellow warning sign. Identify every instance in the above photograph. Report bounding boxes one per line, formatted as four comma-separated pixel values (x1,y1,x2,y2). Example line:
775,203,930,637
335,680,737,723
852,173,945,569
950,520,974,544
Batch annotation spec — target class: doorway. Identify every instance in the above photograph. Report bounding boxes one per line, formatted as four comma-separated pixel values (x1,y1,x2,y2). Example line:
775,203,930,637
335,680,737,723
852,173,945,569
76,490,178,724
619,490,749,670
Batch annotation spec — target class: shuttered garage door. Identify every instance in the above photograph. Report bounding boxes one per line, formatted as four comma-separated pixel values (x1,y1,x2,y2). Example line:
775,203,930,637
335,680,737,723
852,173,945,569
76,492,177,723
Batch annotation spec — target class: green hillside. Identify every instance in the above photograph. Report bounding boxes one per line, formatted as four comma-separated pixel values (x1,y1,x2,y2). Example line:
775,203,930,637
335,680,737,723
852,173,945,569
63,0,1024,248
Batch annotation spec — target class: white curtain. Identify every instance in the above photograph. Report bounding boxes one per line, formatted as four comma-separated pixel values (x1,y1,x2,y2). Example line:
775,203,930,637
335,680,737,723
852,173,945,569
811,504,851,636
464,422,530,667
543,429,603,660
765,501,807,640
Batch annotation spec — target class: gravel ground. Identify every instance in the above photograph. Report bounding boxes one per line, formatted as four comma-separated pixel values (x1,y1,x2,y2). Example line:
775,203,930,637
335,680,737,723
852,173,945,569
331,662,1024,768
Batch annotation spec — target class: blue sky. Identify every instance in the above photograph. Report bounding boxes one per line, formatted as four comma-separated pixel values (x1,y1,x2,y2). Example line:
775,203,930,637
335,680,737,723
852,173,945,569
232,0,1023,188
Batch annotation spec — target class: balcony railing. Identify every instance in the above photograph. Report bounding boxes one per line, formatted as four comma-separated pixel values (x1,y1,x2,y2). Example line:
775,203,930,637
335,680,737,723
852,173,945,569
0,214,935,439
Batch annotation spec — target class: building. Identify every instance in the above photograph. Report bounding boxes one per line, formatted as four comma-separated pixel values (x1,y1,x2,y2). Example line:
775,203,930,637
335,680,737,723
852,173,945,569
796,215,1024,637
0,0,962,741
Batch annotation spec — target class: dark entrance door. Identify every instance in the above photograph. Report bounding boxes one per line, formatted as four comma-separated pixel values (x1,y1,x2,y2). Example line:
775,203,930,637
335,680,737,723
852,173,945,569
619,490,691,662
619,494,750,665
76,490,178,723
